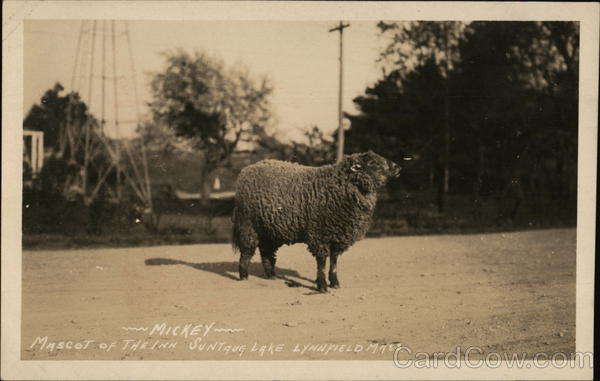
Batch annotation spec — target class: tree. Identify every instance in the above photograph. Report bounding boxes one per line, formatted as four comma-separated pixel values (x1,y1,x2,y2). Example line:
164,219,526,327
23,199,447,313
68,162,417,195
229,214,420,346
454,21,579,217
523,22,579,206
24,84,132,233
346,59,446,194
137,119,178,154
24,83,67,150
149,50,273,206
24,83,89,155
23,83,117,207
296,126,336,166
377,21,467,212
348,21,579,223
256,125,336,166
23,83,108,202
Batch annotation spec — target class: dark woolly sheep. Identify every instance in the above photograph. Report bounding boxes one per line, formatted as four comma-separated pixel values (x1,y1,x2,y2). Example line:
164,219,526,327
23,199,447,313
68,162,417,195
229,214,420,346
232,151,401,292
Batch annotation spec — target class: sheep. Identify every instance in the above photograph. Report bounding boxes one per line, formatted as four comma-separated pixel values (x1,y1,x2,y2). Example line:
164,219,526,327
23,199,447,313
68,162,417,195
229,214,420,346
232,150,401,292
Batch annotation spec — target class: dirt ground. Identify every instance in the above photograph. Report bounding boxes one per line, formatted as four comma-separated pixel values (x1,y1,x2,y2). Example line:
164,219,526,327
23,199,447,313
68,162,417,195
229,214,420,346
21,228,576,360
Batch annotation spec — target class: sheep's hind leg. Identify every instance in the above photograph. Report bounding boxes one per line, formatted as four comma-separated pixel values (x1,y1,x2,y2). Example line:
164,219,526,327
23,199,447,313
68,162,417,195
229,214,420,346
237,224,258,280
329,252,340,289
259,241,279,279
239,251,255,280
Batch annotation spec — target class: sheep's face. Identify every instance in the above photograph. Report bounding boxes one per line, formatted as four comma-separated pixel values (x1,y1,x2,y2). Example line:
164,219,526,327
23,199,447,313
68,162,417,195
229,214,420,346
343,151,401,193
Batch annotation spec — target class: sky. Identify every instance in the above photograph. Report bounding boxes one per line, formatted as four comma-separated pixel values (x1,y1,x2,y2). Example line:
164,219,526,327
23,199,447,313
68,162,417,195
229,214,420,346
24,20,387,142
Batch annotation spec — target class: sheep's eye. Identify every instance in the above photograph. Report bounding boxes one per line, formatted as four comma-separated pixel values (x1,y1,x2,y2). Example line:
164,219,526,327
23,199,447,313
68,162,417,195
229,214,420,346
350,164,362,172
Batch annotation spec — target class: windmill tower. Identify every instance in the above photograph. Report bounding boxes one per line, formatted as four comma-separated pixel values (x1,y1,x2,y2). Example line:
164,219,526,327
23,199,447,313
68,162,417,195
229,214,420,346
61,20,155,226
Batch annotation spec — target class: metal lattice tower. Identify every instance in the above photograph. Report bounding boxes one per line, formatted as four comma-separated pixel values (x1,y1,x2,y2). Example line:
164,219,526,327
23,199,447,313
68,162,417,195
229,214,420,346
62,20,153,220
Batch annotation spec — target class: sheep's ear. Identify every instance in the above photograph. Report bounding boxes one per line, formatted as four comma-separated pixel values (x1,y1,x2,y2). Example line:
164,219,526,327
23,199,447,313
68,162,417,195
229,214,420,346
360,150,375,161
342,154,357,168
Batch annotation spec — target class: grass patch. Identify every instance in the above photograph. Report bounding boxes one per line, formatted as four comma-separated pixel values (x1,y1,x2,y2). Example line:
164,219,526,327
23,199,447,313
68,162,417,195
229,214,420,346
23,194,575,250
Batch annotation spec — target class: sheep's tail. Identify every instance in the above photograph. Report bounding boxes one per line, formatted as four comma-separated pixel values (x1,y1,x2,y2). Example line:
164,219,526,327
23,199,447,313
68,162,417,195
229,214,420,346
231,206,241,253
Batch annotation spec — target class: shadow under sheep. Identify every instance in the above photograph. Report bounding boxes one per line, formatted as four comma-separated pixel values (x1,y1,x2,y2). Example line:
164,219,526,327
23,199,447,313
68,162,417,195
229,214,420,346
144,258,317,291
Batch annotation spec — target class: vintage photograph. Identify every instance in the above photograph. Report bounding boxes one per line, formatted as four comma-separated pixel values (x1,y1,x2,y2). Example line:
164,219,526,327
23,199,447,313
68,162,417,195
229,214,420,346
2,1,597,380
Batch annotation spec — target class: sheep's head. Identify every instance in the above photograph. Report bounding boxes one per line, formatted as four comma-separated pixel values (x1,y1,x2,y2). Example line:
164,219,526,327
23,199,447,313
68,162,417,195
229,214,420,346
342,151,401,194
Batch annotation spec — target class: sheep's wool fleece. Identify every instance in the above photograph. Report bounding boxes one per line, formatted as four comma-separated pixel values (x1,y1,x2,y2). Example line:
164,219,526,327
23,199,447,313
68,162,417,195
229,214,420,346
234,159,377,254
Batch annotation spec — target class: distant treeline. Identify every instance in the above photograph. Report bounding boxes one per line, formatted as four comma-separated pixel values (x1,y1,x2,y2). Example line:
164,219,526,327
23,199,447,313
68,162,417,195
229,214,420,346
345,21,578,222
23,21,578,241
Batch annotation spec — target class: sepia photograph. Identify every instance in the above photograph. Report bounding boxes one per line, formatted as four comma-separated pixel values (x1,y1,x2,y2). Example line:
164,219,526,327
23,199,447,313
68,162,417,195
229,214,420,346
2,1,598,380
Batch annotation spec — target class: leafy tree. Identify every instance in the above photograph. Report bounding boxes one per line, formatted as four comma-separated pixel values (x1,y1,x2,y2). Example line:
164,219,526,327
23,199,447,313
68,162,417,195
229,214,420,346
24,83,89,156
346,59,446,194
23,84,139,233
149,50,273,206
24,83,66,149
348,21,579,223
296,126,336,166
137,119,178,155
378,21,466,78
454,21,578,217
257,125,336,166
23,83,106,201
376,21,467,211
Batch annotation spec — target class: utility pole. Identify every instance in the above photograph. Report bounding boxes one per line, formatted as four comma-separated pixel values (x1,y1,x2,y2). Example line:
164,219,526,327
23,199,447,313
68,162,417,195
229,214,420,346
329,21,350,163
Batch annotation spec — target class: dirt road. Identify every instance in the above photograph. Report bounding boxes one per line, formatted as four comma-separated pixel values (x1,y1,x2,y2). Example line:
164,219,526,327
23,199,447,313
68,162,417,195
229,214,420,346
22,228,575,360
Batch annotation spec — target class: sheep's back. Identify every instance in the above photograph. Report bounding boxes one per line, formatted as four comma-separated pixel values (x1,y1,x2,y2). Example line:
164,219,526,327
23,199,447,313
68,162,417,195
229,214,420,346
234,159,376,249
234,160,334,243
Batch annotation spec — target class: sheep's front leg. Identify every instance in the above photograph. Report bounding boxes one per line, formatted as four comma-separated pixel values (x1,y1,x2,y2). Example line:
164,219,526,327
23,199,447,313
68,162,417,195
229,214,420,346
260,253,277,279
308,242,329,292
329,253,340,289
315,256,328,293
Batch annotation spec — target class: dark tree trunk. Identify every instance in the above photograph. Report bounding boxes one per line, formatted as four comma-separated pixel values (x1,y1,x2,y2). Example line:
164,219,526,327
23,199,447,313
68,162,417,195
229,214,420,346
435,155,445,213
442,77,450,198
440,23,451,213
199,164,214,208
472,143,484,217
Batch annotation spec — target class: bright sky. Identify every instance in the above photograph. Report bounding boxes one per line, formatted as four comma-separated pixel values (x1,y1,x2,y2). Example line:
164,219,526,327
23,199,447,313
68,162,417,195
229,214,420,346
24,20,386,142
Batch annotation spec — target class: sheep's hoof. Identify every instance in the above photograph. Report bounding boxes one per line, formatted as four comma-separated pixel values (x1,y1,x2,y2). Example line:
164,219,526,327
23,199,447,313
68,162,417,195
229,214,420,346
239,275,248,281
316,278,328,293
330,281,340,289
264,269,277,279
